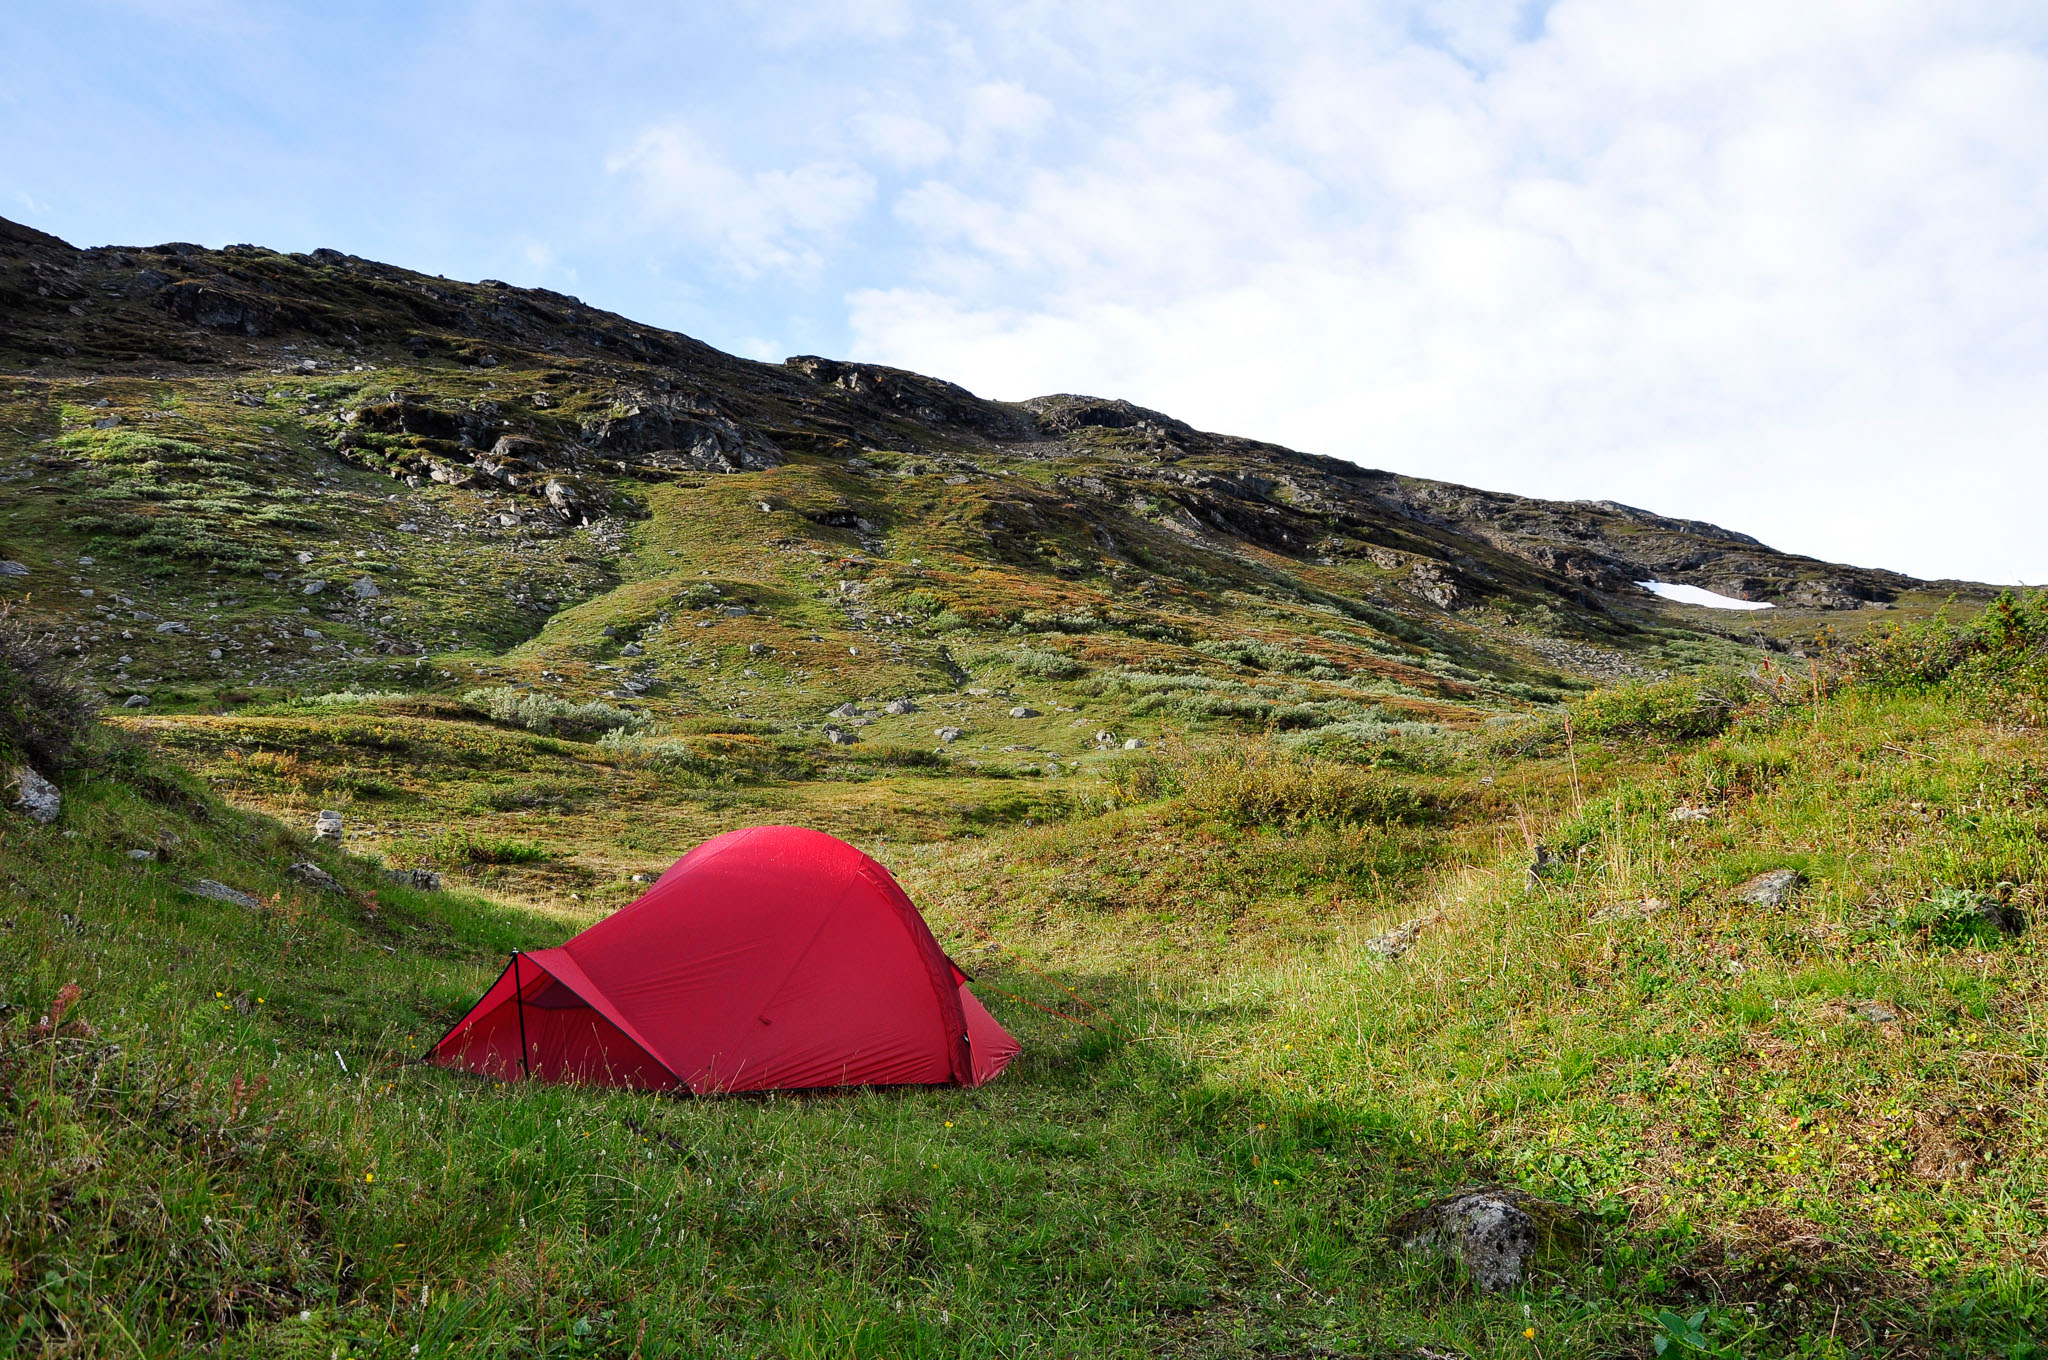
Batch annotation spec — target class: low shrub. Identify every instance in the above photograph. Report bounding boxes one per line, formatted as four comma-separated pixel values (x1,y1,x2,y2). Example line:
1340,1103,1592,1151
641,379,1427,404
1851,591,2048,718
0,607,99,773
1179,745,1421,827
464,687,650,740
1892,887,2027,949
1010,646,1084,680
1568,675,1741,743
305,689,410,706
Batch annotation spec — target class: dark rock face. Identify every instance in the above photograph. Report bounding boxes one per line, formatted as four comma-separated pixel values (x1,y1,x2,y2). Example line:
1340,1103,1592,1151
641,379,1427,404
788,356,1037,441
163,280,273,335
584,395,780,474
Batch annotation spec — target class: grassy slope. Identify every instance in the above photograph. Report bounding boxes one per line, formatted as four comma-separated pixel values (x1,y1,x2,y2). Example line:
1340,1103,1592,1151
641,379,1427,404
3,674,2043,1358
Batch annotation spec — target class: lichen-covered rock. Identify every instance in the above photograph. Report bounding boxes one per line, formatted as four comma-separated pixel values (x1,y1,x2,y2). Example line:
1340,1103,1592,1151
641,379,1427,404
8,767,60,823
1737,868,1803,907
1389,1186,1579,1292
186,878,264,909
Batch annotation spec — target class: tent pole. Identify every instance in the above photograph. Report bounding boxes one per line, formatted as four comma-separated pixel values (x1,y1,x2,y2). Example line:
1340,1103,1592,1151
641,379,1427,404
512,951,532,1081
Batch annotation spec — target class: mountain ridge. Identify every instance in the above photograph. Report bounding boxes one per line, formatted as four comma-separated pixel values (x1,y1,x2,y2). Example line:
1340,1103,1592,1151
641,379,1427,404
0,214,1988,721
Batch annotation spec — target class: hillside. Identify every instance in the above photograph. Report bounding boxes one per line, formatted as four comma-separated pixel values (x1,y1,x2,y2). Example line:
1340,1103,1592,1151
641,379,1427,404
2,217,2042,1359
0,215,1984,725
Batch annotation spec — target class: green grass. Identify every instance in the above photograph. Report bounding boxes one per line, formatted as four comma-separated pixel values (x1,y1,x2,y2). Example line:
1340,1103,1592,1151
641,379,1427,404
3,661,2045,1356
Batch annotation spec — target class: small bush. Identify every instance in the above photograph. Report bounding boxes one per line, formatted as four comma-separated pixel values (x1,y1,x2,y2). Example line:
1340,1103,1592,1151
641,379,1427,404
596,728,714,773
1892,888,2027,949
1011,647,1084,680
1569,675,1740,743
465,687,651,740
1179,745,1419,827
305,689,410,706
0,607,99,773
1851,592,2048,718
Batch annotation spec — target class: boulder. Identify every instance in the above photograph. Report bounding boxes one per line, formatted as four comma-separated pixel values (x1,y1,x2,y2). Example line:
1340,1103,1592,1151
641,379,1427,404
1390,1186,1576,1292
1122,737,1144,750
1009,706,1041,719
286,860,342,892
830,702,868,719
312,810,344,845
0,560,30,576
302,579,328,595
619,642,644,657
935,726,964,743
543,478,585,523
824,726,860,745
154,620,190,634
185,879,264,910
380,867,442,891
1737,868,1803,907
8,767,60,824
1668,806,1712,823
884,698,917,715
122,694,150,708
349,576,381,600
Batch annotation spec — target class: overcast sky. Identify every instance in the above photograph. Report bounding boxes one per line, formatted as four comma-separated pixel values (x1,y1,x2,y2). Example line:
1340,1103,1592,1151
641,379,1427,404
6,1,2044,583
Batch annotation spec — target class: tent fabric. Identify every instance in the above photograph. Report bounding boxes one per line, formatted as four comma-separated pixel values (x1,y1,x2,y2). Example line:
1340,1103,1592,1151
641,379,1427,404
431,826,1020,1093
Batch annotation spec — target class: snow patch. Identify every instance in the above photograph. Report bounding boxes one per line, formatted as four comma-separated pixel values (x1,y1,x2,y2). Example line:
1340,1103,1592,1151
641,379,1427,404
1637,581,1775,611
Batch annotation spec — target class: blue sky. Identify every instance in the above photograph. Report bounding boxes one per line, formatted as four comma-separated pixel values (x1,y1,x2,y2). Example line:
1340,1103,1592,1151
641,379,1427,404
6,1,2046,583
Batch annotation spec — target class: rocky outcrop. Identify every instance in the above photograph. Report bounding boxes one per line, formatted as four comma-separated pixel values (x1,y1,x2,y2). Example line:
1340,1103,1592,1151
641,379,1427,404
583,394,781,474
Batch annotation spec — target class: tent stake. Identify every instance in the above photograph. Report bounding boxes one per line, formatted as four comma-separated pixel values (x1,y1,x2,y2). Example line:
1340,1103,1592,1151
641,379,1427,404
512,951,532,1081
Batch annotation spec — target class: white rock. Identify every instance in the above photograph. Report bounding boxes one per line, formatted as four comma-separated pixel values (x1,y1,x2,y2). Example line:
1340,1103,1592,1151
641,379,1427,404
619,643,644,657
935,726,964,743
155,620,189,634
1009,706,1041,719
1123,737,1145,750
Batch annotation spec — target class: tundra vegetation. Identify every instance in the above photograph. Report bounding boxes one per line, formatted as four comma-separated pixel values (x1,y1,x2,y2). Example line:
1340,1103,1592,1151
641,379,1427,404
1,219,2041,1356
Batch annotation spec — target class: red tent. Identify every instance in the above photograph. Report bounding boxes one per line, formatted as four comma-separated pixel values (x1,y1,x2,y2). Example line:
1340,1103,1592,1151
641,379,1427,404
430,826,1020,1093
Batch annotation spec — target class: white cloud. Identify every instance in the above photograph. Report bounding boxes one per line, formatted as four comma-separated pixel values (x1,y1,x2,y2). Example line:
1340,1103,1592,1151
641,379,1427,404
843,0,2048,582
606,123,875,276
852,111,952,169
